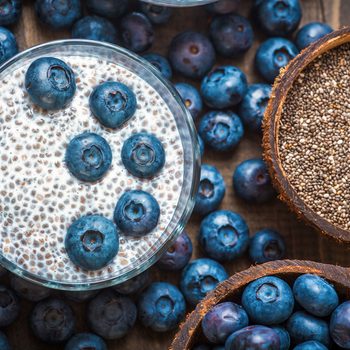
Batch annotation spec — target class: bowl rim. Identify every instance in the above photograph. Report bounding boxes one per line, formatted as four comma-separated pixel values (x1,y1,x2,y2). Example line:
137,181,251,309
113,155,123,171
0,39,201,290
139,0,216,7
263,27,350,243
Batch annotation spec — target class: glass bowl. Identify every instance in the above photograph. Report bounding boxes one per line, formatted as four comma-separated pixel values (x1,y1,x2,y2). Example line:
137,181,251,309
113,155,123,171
0,40,200,290
140,0,216,6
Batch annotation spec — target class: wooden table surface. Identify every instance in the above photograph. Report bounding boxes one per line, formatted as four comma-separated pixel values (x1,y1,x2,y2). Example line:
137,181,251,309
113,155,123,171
5,0,350,349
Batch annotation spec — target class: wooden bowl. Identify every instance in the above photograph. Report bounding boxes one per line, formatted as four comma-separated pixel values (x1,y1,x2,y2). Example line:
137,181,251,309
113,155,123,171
171,260,350,350
263,27,350,242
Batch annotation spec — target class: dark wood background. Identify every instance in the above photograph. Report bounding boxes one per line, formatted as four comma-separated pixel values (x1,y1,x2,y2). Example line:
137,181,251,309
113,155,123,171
5,0,350,349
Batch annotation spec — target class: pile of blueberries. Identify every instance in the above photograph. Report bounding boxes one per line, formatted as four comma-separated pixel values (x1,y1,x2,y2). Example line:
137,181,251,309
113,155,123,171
0,0,340,349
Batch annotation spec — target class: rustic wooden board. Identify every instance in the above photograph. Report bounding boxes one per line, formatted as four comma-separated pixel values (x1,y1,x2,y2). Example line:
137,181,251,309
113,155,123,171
4,1,350,349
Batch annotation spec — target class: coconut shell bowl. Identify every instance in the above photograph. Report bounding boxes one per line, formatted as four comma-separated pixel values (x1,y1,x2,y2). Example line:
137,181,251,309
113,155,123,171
171,260,350,349
263,26,350,242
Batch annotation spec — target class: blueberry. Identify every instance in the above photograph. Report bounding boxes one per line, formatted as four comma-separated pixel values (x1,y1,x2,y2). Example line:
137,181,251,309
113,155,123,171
138,282,186,332
249,229,285,263
0,0,21,26
175,82,203,120
0,27,17,64
65,333,107,350
121,132,165,178
202,302,249,344
113,269,150,295
201,66,247,108
199,210,249,261
233,158,276,203
65,133,112,182
199,111,244,152
193,345,211,350
255,38,298,83
120,12,154,53
194,164,226,216
198,134,205,157
210,14,253,58
114,190,160,236
254,0,302,37
0,266,7,277
0,285,20,327
158,231,193,271
143,53,172,80
238,83,272,133
206,0,240,14
295,22,333,50
293,274,339,317
293,341,328,350
0,331,10,350
287,311,330,346
330,301,350,348
71,16,118,43
242,276,294,325
180,258,228,305
63,290,99,303
272,326,290,350
139,3,172,25
225,325,280,350
10,275,50,302
30,298,75,343
89,81,137,129
86,0,128,19
88,289,137,339
35,0,81,29
168,31,216,79
25,57,76,110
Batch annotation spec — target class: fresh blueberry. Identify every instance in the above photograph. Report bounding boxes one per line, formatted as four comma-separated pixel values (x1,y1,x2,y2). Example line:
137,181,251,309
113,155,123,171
0,266,7,277
88,289,137,339
114,190,160,236
0,27,17,65
25,57,76,110
71,15,118,43
65,215,119,270
175,82,203,120
242,276,294,325
0,285,20,327
293,341,328,350
210,14,253,58
233,158,276,203
10,275,50,302
202,302,249,344
0,331,10,350
63,290,98,303
193,345,211,350
113,269,150,295
65,132,112,182
139,3,172,25
168,31,216,79
249,229,286,263
180,258,228,305
199,210,249,261
225,325,280,350
330,301,350,348
158,231,193,271
198,134,205,157
194,165,226,216
254,0,302,37
287,311,330,346
295,22,333,50
0,0,21,26
65,333,107,350
85,0,129,19
86,0,128,19
143,52,172,80
255,38,298,83
138,282,186,332
89,81,137,129
30,298,75,343
120,12,154,53
199,111,244,152
121,132,165,178
201,66,247,108
35,0,81,29
272,326,290,350
238,83,272,133
293,274,339,317
206,0,240,14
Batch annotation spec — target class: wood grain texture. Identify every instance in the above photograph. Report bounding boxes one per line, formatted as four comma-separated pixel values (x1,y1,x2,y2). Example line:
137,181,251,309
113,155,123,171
3,1,350,349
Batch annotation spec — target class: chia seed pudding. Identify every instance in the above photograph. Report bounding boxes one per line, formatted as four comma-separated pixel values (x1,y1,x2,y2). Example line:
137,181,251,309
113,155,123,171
278,42,350,231
0,50,186,285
